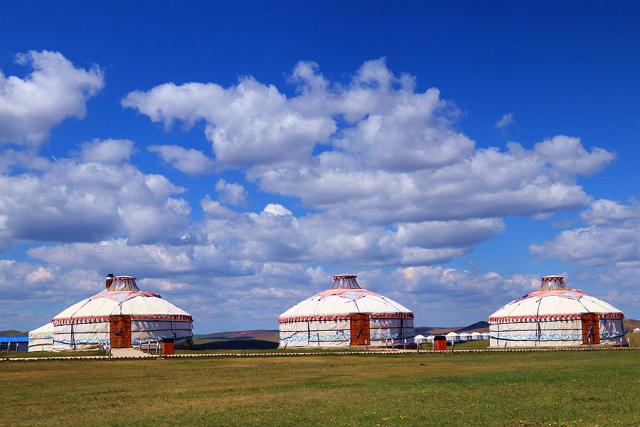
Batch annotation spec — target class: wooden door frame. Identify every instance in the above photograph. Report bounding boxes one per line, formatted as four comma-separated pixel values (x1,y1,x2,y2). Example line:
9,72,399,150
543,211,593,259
350,313,370,346
581,313,600,345
110,315,132,348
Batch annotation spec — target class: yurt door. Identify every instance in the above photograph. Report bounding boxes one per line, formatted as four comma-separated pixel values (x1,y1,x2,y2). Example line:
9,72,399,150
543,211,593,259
110,315,132,348
350,313,370,345
581,313,600,345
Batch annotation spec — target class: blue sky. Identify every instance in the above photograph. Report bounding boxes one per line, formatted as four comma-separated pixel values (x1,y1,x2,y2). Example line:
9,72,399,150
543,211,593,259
1,1,638,333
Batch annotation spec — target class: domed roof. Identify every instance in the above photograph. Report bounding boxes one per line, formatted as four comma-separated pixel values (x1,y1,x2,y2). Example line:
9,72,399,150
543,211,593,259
489,276,623,322
278,275,412,321
52,276,191,322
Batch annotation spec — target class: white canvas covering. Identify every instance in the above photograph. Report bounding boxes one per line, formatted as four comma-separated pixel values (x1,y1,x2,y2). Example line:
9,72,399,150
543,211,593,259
28,322,54,352
414,334,427,344
489,282,625,347
445,332,459,342
47,276,193,351
279,275,414,348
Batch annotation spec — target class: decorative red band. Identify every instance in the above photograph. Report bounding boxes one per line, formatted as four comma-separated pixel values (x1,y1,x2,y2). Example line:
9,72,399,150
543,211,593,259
52,314,193,326
278,312,414,323
488,312,624,323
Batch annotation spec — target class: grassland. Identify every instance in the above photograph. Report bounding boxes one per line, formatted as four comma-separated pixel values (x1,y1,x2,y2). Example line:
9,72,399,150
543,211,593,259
2,349,640,427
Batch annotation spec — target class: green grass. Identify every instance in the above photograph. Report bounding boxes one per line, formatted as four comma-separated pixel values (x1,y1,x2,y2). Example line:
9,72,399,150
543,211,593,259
2,350,640,426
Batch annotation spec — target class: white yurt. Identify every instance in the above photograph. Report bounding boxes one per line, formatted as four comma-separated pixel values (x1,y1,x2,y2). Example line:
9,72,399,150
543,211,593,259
28,322,54,352
414,334,427,344
445,331,459,343
470,331,482,340
633,328,640,333
488,276,625,348
458,331,470,341
278,275,414,348
29,274,193,351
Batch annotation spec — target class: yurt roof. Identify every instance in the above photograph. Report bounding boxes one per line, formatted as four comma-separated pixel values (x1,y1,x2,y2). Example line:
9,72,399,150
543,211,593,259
278,275,412,322
445,331,458,336
52,275,191,322
489,276,623,322
29,322,54,335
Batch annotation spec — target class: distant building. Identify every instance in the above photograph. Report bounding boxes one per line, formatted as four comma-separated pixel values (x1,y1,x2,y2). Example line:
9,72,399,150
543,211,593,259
488,276,625,348
0,336,29,352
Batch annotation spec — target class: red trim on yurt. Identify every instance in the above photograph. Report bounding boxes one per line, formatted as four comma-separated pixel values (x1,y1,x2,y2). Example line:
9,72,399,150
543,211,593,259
52,314,193,326
277,312,413,323
488,312,623,323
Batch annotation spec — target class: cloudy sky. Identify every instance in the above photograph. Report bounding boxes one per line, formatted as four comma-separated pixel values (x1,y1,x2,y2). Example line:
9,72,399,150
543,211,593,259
1,2,638,333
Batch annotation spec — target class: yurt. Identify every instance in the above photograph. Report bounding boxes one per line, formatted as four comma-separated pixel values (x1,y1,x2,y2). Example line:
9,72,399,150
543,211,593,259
458,332,470,341
414,334,427,344
278,274,414,348
28,322,54,352
470,331,482,340
488,276,625,348
445,331,459,343
30,274,193,351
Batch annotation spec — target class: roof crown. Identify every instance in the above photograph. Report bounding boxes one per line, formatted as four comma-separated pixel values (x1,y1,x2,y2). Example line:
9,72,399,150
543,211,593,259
330,274,361,289
537,276,569,291
107,276,140,291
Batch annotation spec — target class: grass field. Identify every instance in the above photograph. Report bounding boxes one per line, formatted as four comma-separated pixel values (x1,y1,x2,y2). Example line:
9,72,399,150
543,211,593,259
2,350,640,427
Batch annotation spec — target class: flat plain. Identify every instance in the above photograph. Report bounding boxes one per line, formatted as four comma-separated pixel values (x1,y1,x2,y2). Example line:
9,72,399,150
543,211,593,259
2,349,640,426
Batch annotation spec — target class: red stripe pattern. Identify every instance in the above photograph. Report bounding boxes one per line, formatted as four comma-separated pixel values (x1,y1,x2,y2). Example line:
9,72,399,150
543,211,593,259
488,312,624,323
52,314,193,326
278,312,414,323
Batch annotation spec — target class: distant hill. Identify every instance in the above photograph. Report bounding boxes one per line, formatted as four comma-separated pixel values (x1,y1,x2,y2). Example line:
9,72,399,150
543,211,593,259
624,319,640,330
194,330,279,342
454,321,490,333
0,330,27,337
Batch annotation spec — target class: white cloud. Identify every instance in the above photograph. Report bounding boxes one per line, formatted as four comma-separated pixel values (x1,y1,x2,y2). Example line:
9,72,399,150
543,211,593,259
215,179,249,207
0,51,104,145
0,139,190,245
80,139,135,164
148,145,214,177
495,113,514,129
123,77,336,169
263,203,292,216
529,198,640,266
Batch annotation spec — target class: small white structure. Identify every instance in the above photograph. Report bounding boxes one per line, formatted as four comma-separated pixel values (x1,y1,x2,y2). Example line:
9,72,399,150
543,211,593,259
633,328,640,333
489,276,625,348
470,331,482,340
445,331,459,343
458,332,470,341
30,274,193,351
426,335,435,342
279,275,414,348
481,332,490,340
28,322,54,352
414,334,427,344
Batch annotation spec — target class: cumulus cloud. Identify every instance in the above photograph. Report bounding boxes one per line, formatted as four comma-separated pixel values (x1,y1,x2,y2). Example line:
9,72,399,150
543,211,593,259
0,51,104,145
123,76,336,169
215,179,249,207
79,139,135,164
495,113,514,129
148,145,214,177
529,198,640,266
0,139,190,245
